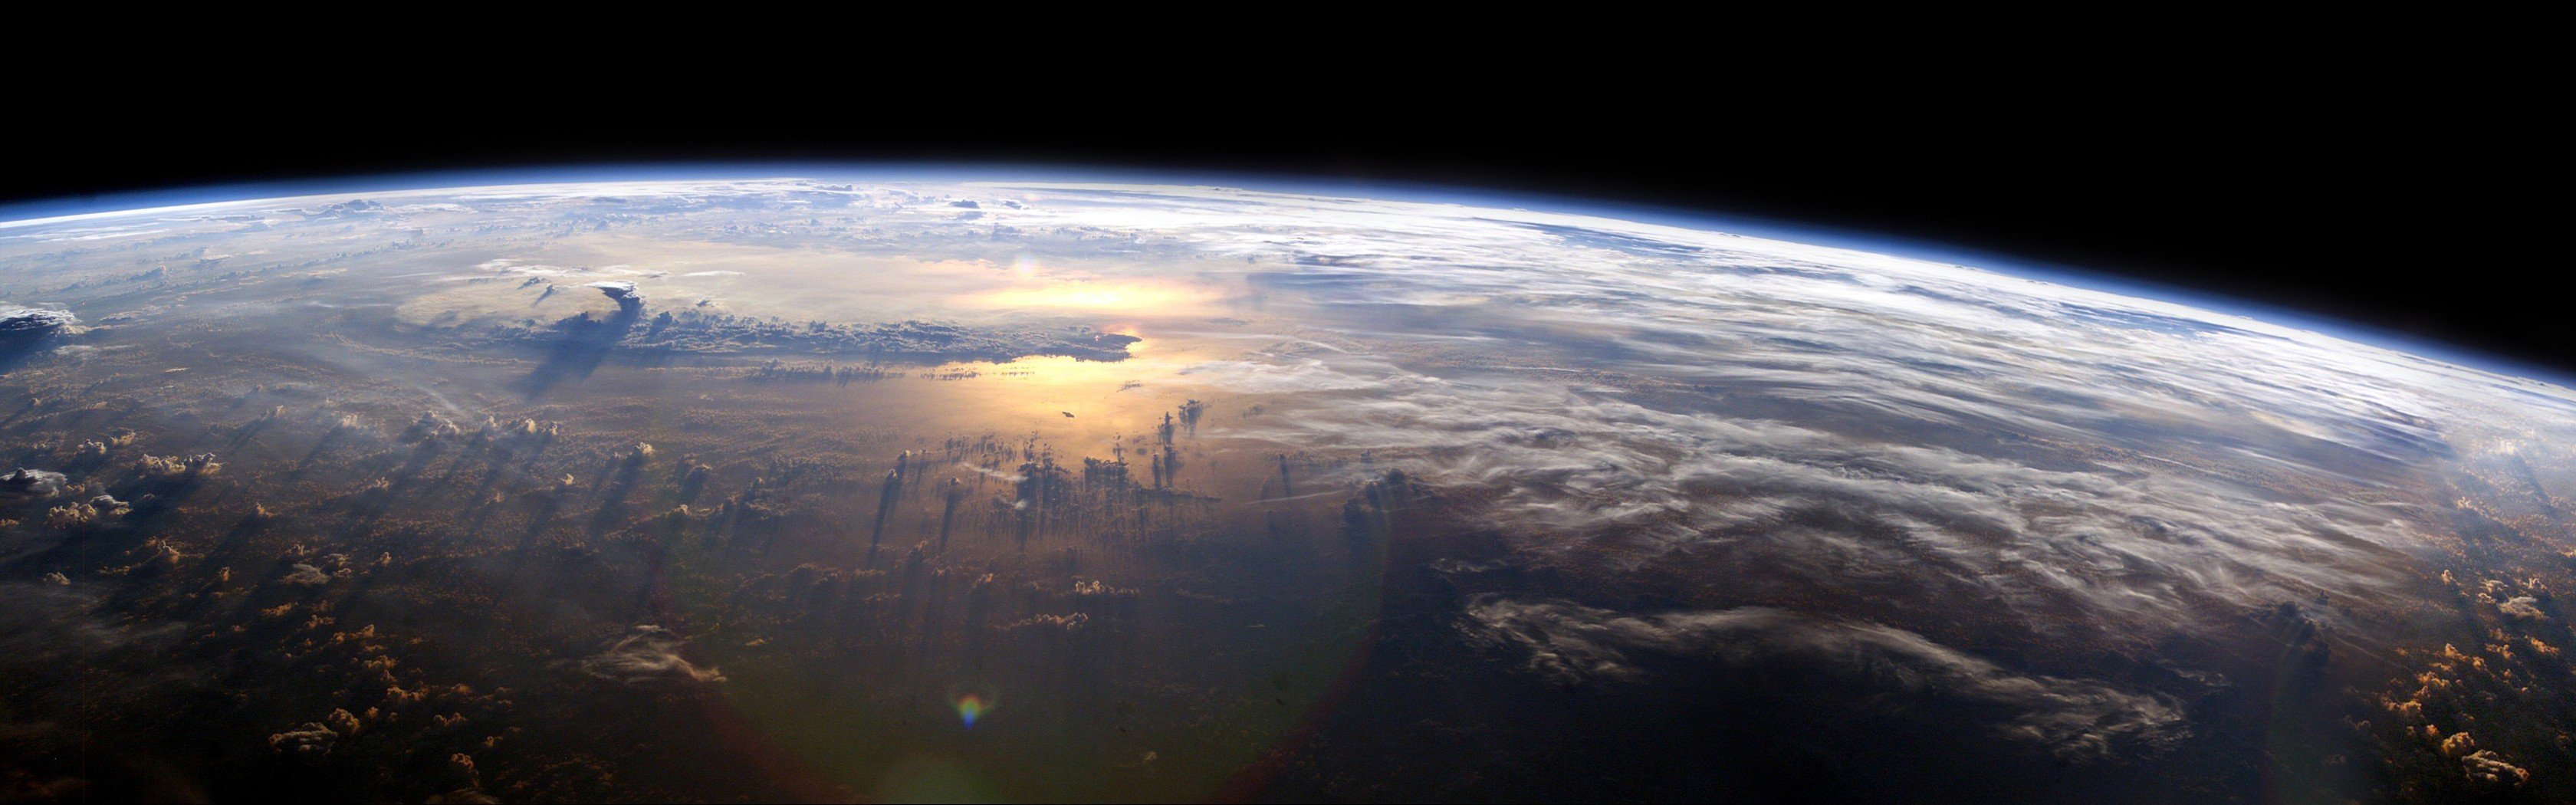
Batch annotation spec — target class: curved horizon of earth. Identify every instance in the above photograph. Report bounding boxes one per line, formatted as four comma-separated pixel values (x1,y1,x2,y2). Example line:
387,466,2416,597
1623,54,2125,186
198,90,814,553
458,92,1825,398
1,175,2571,803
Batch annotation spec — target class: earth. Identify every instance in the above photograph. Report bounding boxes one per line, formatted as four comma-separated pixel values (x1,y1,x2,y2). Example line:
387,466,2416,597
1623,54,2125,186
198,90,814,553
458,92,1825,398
2,175,2571,803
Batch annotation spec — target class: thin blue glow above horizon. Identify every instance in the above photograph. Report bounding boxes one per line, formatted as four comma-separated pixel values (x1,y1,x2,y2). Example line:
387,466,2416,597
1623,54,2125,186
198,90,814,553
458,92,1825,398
0,163,2558,389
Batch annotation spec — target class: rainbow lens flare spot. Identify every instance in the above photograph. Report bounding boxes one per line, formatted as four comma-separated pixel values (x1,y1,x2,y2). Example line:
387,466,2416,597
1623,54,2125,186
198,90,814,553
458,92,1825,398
955,694,987,728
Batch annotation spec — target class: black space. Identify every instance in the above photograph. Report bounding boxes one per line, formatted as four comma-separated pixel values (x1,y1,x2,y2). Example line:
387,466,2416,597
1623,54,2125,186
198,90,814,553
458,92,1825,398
7,61,2552,377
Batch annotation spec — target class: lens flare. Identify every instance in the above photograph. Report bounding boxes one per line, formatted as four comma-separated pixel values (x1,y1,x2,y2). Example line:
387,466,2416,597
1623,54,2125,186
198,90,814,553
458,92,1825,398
954,694,988,728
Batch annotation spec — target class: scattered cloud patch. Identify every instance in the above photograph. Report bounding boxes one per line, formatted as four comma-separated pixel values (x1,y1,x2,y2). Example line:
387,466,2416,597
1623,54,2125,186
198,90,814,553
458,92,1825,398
1,468,67,497
578,626,726,685
0,307,78,334
279,564,334,586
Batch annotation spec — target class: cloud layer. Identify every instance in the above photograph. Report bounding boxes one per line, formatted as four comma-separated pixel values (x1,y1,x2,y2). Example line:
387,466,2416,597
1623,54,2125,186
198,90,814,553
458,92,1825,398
1460,596,2189,760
